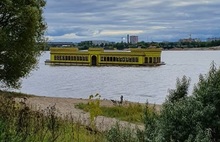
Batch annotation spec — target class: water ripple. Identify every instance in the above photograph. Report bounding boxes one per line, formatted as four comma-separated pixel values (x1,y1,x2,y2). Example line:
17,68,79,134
16,51,220,104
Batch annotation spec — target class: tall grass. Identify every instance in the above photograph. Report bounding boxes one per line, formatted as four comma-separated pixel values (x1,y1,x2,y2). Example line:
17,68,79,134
76,102,147,123
0,90,34,98
106,122,145,142
0,94,106,142
0,91,156,142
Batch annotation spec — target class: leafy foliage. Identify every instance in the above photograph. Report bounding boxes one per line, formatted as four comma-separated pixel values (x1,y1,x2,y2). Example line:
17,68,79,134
0,0,46,89
143,62,219,141
157,97,212,141
166,75,190,103
106,122,142,142
144,102,159,142
193,62,220,141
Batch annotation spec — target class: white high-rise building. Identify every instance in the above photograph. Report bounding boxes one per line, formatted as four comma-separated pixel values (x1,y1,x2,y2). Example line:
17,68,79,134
130,36,138,44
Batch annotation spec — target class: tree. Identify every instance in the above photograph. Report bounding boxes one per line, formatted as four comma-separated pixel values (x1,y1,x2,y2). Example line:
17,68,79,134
0,0,46,89
193,62,220,141
144,62,220,141
156,97,212,142
166,75,190,103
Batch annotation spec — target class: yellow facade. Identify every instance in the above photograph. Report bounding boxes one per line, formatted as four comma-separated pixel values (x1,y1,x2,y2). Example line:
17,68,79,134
45,47,164,66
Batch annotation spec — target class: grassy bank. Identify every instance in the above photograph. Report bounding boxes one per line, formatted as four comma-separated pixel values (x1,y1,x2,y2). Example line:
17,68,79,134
0,91,146,142
0,93,106,142
76,102,147,124
0,90,35,98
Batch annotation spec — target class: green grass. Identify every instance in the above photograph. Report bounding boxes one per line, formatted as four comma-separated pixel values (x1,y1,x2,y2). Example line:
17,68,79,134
76,103,148,123
0,92,106,142
0,90,35,98
0,91,148,141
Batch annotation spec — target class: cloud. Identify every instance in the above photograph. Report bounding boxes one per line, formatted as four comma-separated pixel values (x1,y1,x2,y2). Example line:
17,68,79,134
44,0,220,42
100,30,144,36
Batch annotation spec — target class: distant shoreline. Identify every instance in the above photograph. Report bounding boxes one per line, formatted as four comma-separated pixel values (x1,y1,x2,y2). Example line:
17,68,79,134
163,46,220,51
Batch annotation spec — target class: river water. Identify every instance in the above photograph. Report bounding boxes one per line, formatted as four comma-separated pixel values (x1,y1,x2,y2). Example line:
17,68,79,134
15,50,220,104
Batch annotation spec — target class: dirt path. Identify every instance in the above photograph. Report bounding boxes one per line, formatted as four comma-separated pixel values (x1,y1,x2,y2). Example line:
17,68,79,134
15,96,146,132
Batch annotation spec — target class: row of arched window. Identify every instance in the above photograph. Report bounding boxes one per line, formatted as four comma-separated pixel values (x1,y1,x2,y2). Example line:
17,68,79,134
100,56,139,63
54,55,88,61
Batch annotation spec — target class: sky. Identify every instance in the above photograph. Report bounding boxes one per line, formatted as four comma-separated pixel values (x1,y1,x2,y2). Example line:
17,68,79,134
44,0,220,43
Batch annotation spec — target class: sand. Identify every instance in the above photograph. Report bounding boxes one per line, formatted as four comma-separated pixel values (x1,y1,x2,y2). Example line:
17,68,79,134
15,96,149,132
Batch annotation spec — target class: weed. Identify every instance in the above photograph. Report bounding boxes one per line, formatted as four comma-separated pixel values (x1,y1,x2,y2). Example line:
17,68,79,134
0,91,155,142
0,92,106,142
87,94,102,124
76,102,148,123
106,122,143,142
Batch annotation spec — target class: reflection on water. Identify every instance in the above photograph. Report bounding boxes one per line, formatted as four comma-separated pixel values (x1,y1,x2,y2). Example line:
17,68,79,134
16,51,220,104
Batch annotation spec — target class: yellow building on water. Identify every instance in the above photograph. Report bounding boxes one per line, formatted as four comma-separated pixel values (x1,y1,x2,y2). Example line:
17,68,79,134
45,47,164,66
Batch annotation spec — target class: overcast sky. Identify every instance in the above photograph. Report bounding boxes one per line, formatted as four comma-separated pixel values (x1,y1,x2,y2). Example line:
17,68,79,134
44,0,220,42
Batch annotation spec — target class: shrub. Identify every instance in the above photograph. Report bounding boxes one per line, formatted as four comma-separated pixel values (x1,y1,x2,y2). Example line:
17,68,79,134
106,122,142,142
144,62,219,141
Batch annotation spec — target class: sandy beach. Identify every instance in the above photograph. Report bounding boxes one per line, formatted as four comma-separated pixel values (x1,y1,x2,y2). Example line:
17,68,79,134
15,96,158,132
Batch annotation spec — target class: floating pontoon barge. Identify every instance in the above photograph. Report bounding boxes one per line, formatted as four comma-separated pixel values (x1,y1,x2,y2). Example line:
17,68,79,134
45,47,164,66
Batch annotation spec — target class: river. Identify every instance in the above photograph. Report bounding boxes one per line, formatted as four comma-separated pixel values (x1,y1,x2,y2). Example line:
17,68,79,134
14,50,220,104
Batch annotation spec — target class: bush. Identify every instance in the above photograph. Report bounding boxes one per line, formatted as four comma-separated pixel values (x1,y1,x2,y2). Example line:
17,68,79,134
144,62,220,141
106,122,143,142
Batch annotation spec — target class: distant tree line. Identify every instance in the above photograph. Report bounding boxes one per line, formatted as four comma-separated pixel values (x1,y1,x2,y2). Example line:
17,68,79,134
45,40,220,51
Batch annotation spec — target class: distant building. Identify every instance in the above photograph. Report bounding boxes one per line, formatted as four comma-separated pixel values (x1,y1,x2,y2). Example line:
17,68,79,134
179,38,200,43
47,42,75,47
127,34,130,43
81,40,111,45
92,40,110,45
130,36,138,44
207,37,220,42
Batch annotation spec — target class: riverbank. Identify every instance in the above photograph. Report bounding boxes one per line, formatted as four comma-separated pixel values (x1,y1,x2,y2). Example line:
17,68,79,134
1,91,158,141
164,46,220,51
13,94,160,132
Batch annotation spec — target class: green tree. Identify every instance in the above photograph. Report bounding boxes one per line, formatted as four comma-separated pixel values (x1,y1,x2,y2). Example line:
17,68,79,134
144,63,220,141
0,0,46,89
166,75,190,103
193,62,220,141
157,97,212,142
